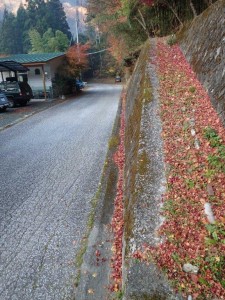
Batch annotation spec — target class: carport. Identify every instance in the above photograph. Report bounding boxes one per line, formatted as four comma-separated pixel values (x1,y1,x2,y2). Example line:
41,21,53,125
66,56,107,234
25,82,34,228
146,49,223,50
0,53,66,100
0,61,29,81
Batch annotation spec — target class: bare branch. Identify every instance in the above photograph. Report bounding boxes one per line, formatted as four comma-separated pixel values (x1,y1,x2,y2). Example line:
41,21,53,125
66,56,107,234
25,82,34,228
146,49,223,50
190,0,198,17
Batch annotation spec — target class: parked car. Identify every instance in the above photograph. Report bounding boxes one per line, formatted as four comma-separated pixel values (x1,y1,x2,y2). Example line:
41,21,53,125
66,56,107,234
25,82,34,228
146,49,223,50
115,75,121,82
0,81,33,108
75,79,85,92
0,90,9,112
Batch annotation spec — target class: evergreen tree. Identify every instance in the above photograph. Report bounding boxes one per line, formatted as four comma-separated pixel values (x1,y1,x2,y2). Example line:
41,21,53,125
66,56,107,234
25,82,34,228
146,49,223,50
45,0,71,39
25,0,48,35
16,4,28,53
7,0,72,54
0,9,20,54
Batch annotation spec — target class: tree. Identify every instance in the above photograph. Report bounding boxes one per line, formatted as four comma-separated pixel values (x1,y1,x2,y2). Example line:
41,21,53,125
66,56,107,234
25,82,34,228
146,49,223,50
86,0,217,65
16,4,28,53
29,29,44,52
25,0,47,34
87,0,147,62
65,43,90,76
29,28,69,53
45,0,71,39
53,31,70,51
53,43,90,96
0,9,20,54
23,0,71,52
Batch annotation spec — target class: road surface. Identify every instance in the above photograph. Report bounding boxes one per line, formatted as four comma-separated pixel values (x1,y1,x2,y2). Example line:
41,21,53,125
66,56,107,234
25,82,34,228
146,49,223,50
0,83,122,300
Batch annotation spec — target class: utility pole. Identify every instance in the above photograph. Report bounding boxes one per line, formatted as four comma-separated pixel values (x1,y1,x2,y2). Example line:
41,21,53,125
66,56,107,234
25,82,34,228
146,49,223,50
75,21,79,44
75,0,79,44
75,0,81,78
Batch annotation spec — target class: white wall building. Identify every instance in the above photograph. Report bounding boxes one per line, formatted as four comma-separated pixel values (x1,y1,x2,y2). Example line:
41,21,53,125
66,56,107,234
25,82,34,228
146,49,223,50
0,53,65,99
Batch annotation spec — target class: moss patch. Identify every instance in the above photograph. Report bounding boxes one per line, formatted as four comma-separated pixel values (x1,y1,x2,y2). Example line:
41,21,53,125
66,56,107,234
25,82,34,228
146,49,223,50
108,135,120,149
138,150,150,176
123,40,153,248
74,183,102,287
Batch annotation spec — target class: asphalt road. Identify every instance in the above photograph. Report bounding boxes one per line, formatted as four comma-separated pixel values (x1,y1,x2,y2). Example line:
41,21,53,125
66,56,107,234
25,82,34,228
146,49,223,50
0,83,122,300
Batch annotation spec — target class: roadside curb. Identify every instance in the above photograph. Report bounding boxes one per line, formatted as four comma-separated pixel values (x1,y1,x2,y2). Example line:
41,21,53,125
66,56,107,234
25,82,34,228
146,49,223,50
0,98,69,132
0,111,41,132
74,93,123,299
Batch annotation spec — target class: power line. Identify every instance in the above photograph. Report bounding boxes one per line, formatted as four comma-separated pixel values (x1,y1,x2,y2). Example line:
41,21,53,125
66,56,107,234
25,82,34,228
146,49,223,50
87,49,109,55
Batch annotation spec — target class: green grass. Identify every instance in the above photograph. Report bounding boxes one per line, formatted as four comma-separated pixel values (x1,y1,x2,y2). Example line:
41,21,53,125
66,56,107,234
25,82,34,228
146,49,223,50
167,34,177,46
203,127,225,173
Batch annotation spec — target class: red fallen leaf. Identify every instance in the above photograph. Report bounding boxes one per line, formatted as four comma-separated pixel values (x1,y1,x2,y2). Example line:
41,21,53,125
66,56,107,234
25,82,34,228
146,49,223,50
206,183,214,196
110,94,126,290
144,40,225,299
95,250,101,257
190,274,199,283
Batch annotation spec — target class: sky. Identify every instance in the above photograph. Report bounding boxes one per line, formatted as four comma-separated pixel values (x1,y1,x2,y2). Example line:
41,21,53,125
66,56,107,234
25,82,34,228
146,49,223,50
0,0,87,35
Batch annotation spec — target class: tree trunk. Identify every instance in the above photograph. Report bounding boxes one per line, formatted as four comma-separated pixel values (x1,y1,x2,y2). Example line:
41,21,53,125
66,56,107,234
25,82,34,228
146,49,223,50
190,0,198,17
203,0,212,7
134,9,150,38
163,0,183,27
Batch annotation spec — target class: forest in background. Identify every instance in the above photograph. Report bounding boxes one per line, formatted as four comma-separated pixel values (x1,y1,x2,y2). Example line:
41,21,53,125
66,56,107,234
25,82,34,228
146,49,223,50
0,0,217,78
0,0,71,54
87,0,217,64
0,0,112,79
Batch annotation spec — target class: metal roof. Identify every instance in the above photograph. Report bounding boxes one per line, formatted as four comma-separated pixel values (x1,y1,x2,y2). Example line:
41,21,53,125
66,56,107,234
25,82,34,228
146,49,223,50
0,61,29,72
0,53,65,64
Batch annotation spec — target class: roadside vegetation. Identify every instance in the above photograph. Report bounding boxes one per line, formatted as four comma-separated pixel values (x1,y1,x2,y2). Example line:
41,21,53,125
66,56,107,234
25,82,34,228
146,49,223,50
87,0,217,64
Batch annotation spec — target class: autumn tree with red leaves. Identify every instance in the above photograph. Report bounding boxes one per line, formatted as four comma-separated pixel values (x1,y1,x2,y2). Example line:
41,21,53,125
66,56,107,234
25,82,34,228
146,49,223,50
65,43,90,77
53,43,90,96
87,0,216,64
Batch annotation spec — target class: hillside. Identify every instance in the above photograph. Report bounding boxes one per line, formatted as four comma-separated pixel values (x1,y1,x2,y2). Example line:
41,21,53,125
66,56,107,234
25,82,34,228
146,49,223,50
121,1,225,299
74,1,225,299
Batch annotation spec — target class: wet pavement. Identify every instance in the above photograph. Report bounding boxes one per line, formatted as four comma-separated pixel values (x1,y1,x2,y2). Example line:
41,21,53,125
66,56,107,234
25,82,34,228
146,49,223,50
0,84,122,300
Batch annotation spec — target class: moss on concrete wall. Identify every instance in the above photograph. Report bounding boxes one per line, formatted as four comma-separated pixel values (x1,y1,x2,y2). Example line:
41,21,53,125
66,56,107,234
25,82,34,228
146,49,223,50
123,41,151,249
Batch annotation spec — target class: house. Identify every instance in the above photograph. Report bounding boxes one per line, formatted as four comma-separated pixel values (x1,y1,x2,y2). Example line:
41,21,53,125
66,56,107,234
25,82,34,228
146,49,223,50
0,53,65,99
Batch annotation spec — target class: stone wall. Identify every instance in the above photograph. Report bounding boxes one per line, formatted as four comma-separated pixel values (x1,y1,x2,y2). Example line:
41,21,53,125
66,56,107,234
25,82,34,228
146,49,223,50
179,0,225,124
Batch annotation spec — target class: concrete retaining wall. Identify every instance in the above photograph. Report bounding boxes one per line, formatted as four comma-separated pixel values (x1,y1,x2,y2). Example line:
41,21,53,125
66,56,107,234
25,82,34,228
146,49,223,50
179,0,225,124
122,40,181,300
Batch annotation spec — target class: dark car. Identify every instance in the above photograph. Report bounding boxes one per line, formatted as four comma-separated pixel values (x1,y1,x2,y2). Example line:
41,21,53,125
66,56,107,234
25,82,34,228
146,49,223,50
115,75,121,83
75,79,85,92
0,81,33,108
0,90,9,112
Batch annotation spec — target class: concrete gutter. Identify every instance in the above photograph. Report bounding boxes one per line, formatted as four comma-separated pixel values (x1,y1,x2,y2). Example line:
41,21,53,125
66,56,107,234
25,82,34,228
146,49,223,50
75,97,122,300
